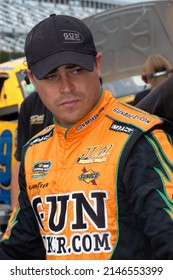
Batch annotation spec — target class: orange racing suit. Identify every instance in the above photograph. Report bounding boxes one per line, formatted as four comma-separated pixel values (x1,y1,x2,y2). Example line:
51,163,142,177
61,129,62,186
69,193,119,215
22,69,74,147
1,90,173,259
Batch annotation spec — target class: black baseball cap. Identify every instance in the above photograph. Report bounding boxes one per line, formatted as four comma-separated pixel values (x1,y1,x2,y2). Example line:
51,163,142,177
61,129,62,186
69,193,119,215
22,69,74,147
25,14,98,79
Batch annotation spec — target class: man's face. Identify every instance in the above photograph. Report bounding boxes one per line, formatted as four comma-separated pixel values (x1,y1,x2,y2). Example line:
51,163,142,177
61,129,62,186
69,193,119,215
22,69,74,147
28,53,102,126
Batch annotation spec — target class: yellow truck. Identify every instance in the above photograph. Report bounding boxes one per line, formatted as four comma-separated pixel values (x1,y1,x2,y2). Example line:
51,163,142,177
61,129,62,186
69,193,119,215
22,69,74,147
0,57,36,237
0,57,34,206
0,57,33,120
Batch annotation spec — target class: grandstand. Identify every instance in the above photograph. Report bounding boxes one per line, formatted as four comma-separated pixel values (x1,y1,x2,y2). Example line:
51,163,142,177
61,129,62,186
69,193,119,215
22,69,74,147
0,0,122,53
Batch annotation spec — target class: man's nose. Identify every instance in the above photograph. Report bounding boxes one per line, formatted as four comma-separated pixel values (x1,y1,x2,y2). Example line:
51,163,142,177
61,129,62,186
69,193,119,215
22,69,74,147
60,75,74,94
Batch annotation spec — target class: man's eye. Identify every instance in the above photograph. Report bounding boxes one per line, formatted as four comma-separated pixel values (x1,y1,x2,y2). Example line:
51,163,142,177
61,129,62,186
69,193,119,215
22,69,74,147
72,68,83,74
45,74,57,81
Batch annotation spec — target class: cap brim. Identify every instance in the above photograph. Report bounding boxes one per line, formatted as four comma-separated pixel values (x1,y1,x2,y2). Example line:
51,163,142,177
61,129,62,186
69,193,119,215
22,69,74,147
30,51,95,80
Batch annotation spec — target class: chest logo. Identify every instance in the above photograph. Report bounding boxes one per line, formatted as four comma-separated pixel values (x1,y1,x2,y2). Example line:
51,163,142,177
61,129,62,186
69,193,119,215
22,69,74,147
78,167,100,185
77,144,113,164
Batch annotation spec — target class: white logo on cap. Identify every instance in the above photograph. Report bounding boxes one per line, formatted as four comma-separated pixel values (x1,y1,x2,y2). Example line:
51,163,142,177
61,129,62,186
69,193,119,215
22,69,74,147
62,30,84,43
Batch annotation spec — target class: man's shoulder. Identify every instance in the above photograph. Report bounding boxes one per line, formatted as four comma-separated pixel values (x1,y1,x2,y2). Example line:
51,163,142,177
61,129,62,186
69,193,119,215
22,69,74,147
107,98,163,132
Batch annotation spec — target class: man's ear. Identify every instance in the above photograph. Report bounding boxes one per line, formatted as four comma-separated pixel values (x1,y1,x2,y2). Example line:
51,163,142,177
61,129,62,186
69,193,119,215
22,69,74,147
95,53,102,77
26,69,34,84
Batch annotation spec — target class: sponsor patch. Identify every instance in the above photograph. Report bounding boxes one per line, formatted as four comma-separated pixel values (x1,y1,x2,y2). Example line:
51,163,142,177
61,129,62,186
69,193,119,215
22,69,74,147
30,114,45,125
77,107,104,131
32,161,52,178
110,122,134,134
78,167,100,185
29,129,53,146
113,108,151,124
28,181,49,190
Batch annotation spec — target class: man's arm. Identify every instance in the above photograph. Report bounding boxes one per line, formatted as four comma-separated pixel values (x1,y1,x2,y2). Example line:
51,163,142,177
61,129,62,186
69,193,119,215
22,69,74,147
0,155,46,260
10,160,20,210
123,126,173,259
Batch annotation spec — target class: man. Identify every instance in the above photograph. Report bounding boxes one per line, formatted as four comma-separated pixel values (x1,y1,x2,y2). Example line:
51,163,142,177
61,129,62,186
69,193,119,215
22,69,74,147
0,14,173,260
136,75,173,122
10,91,53,210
